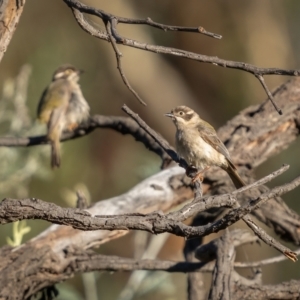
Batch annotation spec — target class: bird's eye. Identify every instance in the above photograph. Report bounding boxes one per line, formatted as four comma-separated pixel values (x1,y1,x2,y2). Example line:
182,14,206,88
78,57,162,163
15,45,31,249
178,111,184,116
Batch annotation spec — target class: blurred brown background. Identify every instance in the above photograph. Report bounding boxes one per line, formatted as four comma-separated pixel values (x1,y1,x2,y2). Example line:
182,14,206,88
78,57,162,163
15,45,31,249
1,0,300,299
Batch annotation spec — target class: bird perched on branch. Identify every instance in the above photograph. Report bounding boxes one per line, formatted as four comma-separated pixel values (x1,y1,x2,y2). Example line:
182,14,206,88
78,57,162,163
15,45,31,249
37,65,90,168
165,105,245,188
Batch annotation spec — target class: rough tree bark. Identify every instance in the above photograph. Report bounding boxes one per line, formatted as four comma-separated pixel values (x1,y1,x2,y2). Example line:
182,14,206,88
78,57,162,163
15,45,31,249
0,0,25,63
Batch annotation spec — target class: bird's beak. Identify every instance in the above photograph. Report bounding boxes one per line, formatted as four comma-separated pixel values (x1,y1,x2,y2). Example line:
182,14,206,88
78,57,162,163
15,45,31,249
78,69,85,75
165,112,174,118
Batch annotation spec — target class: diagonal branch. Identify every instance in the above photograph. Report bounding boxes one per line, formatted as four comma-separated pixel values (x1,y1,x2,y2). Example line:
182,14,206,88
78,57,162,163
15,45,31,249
235,248,300,268
106,19,146,106
255,74,282,115
122,104,190,169
169,164,289,222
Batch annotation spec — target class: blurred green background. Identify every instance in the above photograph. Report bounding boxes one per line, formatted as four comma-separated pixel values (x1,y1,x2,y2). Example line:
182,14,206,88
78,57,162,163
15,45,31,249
1,0,300,299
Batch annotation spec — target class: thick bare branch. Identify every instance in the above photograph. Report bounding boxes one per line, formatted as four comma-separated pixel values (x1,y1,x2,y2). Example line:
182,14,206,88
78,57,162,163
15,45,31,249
63,250,207,273
0,0,26,63
233,280,300,300
208,230,235,300
0,172,299,261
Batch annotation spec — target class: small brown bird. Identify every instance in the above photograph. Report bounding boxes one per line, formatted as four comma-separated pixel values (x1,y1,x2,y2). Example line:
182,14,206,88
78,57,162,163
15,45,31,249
165,105,245,188
37,65,90,168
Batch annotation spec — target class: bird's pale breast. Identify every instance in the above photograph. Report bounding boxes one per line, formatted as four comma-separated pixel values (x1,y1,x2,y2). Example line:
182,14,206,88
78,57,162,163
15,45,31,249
176,128,227,169
65,82,90,126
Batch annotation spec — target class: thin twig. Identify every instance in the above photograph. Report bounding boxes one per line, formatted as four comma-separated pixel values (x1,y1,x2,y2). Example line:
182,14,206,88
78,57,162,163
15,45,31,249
69,5,300,75
242,216,297,262
169,164,290,222
255,74,283,115
189,176,300,261
106,19,146,106
63,0,300,115
234,248,300,268
137,18,222,39
71,8,109,40
64,0,222,38
76,190,88,209
232,164,289,194
122,104,189,169
121,17,222,39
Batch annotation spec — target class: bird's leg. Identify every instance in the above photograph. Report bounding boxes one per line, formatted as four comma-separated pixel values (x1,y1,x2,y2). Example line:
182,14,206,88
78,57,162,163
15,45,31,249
191,166,210,184
67,123,79,131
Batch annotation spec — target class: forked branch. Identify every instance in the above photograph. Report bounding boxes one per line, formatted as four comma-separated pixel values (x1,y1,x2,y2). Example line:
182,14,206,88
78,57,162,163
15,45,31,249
63,0,300,113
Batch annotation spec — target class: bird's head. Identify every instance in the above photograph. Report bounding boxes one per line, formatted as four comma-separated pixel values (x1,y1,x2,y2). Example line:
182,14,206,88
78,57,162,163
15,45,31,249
52,64,83,82
165,106,198,128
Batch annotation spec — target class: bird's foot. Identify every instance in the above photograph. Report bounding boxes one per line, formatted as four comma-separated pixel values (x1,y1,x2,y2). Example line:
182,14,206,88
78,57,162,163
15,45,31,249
191,166,210,184
191,172,204,184
67,123,79,131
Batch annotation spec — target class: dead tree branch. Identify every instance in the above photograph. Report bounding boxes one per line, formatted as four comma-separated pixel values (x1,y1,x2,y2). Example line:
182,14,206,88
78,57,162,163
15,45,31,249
233,280,300,300
0,2,300,298
0,0,26,63
0,79,299,244
105,19,146,106
0,115,168,161
208,230,235,300
62,0,300,113
0,166,298,261
0,79,300,298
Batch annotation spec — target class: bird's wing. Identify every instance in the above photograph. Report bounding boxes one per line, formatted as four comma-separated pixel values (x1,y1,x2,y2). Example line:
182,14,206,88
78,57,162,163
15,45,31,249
37,79,71,122
47,107,67,141
197,121,236,169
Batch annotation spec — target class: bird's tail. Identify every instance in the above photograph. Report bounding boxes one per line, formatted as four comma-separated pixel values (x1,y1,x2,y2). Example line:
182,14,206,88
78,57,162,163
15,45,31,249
47,109,64,168
226,164,246,189
50,138,61,168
